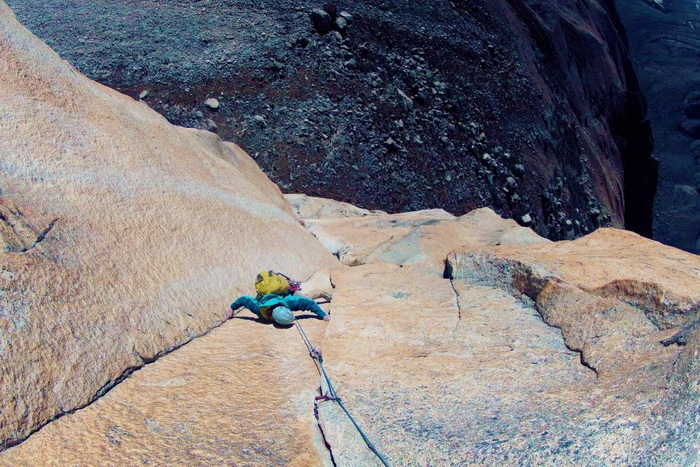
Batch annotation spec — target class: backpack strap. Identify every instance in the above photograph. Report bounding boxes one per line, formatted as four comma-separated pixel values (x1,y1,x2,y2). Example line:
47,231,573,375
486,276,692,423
276,271,292,281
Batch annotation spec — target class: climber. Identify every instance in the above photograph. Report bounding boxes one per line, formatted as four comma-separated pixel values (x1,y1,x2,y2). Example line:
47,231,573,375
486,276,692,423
227,293,330,325
226,270,332,325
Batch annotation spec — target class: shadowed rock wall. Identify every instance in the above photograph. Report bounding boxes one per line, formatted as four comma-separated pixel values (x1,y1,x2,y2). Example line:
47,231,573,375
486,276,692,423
612,0,700,253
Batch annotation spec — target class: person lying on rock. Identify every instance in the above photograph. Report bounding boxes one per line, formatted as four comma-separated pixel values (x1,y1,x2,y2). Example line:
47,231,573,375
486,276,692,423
226,270,332,325
227,293,330,325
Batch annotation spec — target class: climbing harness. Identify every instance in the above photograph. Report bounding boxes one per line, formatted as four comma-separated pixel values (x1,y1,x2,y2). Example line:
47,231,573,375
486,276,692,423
294,318,391,467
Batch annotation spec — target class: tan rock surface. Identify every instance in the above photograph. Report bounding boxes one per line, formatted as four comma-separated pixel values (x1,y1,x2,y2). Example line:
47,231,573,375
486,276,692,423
285,193,386,219
443,227,700,463
300,206,548,271
297,206,699,464
447,228,700,328
0,3,336,449
0,314,334,467
315,262,692,465
3,190,699,464
318,263,595,465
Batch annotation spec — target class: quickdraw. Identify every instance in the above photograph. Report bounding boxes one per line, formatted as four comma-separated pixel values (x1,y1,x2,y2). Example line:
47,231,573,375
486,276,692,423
313,394,339,420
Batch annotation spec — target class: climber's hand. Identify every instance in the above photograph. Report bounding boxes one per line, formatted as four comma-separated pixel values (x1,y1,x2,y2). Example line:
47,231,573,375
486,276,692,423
323,316,331,322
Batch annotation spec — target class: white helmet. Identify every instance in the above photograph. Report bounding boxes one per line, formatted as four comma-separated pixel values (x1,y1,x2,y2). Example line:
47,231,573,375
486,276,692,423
272,306,294,325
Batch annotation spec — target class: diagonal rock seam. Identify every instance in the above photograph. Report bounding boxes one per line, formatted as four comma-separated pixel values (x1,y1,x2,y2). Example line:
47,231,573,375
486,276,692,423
1,316,233,452
0,202,59,254
25,217,58,252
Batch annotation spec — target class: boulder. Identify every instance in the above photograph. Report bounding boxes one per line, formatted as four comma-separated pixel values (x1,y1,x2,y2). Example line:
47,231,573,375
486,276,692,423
0,3,337,449
396,88,413,109
204,97,219,109
205,118,217,133
310,9,332,35
334,16,347,33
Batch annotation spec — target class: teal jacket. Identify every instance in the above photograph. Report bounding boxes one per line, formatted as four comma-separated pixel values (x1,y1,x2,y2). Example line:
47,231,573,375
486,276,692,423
231,294,327,321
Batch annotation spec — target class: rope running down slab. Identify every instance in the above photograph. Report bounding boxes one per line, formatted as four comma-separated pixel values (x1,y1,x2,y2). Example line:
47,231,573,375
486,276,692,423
294,318,390,467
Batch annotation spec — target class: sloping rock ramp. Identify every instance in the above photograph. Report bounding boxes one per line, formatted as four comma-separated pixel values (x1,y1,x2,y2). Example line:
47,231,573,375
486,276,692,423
0,1,336,451
4,199,700,465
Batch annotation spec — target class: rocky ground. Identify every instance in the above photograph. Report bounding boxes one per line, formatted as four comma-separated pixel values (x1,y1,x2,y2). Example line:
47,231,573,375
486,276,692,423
6,0,657,241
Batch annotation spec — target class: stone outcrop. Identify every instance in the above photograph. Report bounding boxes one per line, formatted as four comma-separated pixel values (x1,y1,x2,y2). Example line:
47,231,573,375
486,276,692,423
444,229,700,463
447,228,700,330
285,193,386,220
311,200,700,465
0,3,337,450
300,206,548,270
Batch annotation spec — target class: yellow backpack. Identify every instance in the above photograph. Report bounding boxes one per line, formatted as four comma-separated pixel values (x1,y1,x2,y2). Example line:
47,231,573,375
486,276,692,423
255,270,291,298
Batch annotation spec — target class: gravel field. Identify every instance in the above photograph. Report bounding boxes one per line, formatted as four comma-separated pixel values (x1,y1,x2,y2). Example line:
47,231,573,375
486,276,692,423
6,0,657,240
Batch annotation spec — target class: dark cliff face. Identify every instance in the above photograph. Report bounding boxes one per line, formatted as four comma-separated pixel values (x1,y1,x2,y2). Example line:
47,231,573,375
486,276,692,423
6,0,656,241
612,0,700,254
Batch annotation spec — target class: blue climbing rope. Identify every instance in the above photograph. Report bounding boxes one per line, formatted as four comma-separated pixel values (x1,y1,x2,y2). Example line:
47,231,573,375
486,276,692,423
294,318,390,467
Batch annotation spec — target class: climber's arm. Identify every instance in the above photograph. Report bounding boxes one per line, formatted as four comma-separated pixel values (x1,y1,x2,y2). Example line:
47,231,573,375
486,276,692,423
285,296,329,320
228,295,262,319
